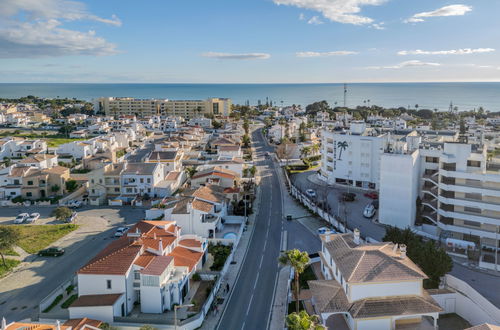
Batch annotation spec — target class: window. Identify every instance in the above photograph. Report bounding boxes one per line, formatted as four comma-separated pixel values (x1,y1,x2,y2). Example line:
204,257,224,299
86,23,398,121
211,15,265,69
147,178,151,183
27,181,33,186
140,178,144,183
464,206,481,214
26,192,32,197
467,160,481,167
463,220,481,227
106,280,112,289
115,188,120,192
91,189,95,194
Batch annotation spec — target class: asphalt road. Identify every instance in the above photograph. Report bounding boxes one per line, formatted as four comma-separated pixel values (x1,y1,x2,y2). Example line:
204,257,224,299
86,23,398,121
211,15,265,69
217,127,284,330
0,206,146,321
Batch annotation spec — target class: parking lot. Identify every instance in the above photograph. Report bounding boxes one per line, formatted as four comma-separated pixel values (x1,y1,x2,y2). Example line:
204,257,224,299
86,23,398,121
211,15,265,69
0,205,147,321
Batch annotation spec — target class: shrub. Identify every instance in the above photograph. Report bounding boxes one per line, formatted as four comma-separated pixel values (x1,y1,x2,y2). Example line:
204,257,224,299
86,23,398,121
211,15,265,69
65,284,74,295
61,294,78,308
42,294,63,313
208,243,232,271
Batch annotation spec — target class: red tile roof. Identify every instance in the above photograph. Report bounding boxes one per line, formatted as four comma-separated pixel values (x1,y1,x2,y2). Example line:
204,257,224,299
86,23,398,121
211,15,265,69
70,294,123,307
140,256,173,276
169,246,203,272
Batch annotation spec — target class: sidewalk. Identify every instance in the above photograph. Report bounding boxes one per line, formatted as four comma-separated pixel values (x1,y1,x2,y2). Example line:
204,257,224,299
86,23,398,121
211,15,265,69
200,139,263,330
269,266,291,330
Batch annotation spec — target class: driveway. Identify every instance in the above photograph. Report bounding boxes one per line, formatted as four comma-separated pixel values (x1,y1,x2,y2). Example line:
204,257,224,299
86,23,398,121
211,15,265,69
0,206,146,321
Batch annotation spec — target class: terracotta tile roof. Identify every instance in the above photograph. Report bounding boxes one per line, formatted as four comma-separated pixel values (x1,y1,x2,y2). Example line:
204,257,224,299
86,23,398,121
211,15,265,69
140,256,173,276
42,166,69,175
191,166,238,180
192,199,213,213
78,243,141,275
190,185,226,203
179,239,202,248
323,234,427,283
6,323,69,330
63,318,103,330
70,294,123,307
8,166,32,177
165,171,181,180
223,187,240,194
218,145,240,151
308,279,442,318
134,251,156,268
169,246,203,272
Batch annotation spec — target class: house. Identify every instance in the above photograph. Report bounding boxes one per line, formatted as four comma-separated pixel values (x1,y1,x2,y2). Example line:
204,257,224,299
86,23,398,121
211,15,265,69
190,166,239,188
57,141,94,159
153,171,185,198
310,230,442,329
87,163,124,205
120,162,164,199
146,151,183,173
69,220,206,321
3,318,103,330
17,154,58,169
217,145,242,159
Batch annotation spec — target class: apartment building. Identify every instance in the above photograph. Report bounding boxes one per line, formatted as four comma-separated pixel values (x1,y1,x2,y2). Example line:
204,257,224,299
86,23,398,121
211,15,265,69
380,141,500,250
69,220,206,322
320,122,388,189
96,97,232,118
311,230,442,329
120,162,164,198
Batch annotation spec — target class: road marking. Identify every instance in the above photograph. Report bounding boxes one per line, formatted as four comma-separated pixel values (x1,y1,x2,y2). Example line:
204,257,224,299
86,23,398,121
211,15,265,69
259,253,264,269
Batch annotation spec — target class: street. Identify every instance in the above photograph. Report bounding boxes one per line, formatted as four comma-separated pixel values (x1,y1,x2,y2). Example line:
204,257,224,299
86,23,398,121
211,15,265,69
217,127,320,330
0,206,146,321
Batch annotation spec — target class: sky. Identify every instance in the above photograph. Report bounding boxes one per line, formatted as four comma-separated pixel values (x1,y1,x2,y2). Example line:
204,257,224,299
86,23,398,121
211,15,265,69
0,0,499,83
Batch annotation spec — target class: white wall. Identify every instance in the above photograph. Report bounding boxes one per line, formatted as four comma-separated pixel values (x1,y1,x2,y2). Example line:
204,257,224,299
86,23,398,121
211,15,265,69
356,317,391,330
140,285,162,313
350,280,422,301
69,305,115,323
379,150,420,228
78,274,126,296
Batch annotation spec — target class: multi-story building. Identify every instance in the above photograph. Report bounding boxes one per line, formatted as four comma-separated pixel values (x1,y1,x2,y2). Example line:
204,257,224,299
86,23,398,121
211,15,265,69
68,220,206,322
320,122,389,189
380,141,500,250
96,97,232,118
120,162,165,199
310,230,442,329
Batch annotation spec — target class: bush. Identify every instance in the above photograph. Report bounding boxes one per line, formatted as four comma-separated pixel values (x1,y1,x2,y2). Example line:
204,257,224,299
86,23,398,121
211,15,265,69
61,294,78,308
192,272,201,281
42,294,63,313
208,243,232,271
65,179,78,192
11,196,25,204
65,284,74,295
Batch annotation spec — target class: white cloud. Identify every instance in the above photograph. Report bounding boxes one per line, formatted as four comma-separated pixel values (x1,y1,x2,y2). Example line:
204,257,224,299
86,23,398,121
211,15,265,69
0,0,120,58
307,16,324,25
405,4,472,23
367,60,441,69
201,52,271,60
273,0,388,25
371,22,385,30
299,13,305,20
398,48,495,56
296,51,358,57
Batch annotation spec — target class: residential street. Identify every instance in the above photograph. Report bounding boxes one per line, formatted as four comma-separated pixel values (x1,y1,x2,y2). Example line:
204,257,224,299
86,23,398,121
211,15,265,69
217,128,320,330
0,206,146,321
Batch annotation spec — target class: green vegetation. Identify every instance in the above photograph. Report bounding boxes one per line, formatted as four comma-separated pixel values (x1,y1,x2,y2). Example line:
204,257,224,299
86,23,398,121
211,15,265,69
42,294,63,313
61,294,78,308
0,226,20,267
1,224,78,254
286,311,325,330
279,249,310,313
383,227,453,288
116,149,127,158
192,272,201,281
65,284,75,295
46,138,84,147
0,259,20,277
65,179,78,192
138,325,157,330
208,243,232,271
52,206,73,221
70,168,91,174
299,265,316,289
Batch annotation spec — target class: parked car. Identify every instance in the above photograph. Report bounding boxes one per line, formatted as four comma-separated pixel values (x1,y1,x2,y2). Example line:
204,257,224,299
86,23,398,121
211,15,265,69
363,203,376,218
305,189,316,198
38,247,65,257
342,192,356,202
114,227,129,237
317,227,336,235
66,212,77,223
67,200,82,208
14,213,29,224
371,200,379,210
364,191,378,199
25,213,40,223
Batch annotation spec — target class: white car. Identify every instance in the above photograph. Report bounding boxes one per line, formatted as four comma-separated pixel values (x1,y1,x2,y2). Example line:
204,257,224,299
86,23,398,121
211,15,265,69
306,189,316,198
67,200,82,208
14,213,29,224
26,212,40,223
363,204,376,218
317,227,336,235
66,212,77,223
114,227,129,237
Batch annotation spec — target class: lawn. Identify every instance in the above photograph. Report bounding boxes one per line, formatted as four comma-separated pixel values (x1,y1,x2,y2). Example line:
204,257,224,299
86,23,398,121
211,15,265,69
0,224,78,254
0,259,21,277
45,138,85,147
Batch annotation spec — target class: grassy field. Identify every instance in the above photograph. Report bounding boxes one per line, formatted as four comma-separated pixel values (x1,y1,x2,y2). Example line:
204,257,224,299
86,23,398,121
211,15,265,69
45,138,84,147
0,131,84,147
0,259,21,277
0,224,78,254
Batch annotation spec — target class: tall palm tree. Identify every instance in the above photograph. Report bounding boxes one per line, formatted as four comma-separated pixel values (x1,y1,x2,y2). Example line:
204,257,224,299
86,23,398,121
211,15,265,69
286,311,325,330
311,144,320,155
337,141,348,160
279,249,310,313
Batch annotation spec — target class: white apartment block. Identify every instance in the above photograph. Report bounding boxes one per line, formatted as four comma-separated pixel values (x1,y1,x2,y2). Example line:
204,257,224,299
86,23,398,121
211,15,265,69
380,140,500,250
96,97,232,118
320,122,388,189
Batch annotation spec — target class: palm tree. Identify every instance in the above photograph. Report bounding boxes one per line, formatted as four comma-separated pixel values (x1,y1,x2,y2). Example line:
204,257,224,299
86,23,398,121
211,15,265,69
300,146,311,159
185,166,197,179
286,311,325,330
311,144,320,155
337,141,348,160
279,249,310,313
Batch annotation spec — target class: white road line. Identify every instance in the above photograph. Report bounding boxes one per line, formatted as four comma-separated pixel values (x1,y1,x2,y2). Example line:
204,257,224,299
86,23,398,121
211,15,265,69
259,253,264,268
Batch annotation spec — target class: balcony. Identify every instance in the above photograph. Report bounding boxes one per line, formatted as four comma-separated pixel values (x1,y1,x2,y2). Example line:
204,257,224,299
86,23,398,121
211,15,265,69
437,209,500,227
202,214,220,223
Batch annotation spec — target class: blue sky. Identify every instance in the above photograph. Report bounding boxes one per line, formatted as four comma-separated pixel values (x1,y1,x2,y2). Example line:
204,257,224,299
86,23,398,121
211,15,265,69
0,0,499,83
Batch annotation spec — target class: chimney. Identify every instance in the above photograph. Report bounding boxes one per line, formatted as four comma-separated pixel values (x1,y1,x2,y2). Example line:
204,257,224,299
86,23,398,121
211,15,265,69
324,234,331,243
353,228,360,245
400,244,407,259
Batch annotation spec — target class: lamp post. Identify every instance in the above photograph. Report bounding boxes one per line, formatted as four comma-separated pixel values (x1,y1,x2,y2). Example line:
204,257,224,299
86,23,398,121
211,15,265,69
174,304,194,330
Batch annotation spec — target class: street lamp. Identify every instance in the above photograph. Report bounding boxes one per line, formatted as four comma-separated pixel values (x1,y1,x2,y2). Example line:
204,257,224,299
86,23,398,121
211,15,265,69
174,304,194,330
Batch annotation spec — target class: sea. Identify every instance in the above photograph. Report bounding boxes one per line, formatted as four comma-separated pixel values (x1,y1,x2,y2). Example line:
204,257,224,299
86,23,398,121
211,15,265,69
0,82,499,112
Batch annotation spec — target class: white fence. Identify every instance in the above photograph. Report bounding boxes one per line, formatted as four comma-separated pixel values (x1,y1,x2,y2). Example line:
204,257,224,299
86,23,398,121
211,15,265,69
431,274,500,326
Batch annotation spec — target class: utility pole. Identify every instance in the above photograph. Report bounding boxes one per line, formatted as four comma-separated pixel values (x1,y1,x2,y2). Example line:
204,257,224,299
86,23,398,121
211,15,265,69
343,83,347,108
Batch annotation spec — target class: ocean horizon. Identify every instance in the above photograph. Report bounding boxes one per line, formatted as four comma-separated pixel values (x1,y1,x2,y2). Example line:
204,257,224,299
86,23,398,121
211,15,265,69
0,82,499,112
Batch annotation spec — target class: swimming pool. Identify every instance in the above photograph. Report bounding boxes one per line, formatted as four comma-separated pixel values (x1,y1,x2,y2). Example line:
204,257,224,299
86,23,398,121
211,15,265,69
223,232,237,240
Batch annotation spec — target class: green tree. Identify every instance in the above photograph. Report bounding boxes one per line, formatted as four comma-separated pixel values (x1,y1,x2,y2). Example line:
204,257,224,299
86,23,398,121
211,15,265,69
286,311,325,330
279,249,310,313
242,134,251,148
212,120,223,129
65,179,78,192
185,166,198,179
138,326,157,330
0,226,20,267
249,166,257,177
51,185,60,193
52,206,73,221
300,146,311,159
243,119,250,135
